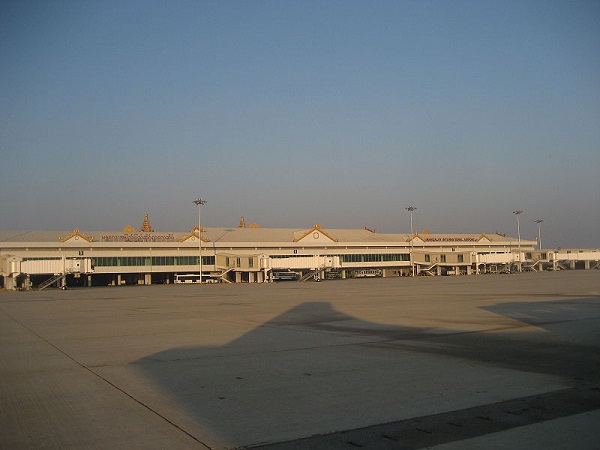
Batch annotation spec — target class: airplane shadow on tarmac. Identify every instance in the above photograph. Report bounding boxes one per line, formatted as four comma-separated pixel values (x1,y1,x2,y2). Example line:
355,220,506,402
133,300,600,448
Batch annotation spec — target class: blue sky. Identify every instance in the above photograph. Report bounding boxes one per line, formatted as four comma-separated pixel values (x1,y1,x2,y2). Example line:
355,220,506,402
1,0,599,248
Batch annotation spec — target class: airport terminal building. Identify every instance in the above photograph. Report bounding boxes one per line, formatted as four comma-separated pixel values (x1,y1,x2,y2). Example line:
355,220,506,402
1,215,598,290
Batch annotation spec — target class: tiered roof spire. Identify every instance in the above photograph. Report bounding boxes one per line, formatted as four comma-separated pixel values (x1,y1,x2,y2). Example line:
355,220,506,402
140,214,154,232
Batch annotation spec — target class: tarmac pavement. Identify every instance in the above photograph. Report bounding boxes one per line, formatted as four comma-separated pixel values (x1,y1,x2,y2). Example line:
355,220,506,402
1,270,599,449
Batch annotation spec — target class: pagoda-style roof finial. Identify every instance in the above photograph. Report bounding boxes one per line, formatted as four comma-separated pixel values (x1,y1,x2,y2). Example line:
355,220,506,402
140,213,154,232
239,215,246,228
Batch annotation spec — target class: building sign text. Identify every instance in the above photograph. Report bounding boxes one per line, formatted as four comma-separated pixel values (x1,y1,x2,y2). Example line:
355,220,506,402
101,233,176,242
424,237,478,242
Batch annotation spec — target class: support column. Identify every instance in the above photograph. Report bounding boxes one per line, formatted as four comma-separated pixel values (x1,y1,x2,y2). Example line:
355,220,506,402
87,275,92,287
144,273,152,285
117,274,122,286
5,275,16,290
585,260,590,270
235,272,242,283
570,260,576,270
249,272,255,283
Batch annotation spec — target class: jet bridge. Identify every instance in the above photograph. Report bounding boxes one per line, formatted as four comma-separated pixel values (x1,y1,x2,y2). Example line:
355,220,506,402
2,257,95,290
263,255,341,281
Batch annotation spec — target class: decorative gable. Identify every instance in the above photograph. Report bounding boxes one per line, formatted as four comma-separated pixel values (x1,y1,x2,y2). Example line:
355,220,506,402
293,224,338,243
477,234,492,243
59,229,93,243
408,234,424,243
178,225,209,243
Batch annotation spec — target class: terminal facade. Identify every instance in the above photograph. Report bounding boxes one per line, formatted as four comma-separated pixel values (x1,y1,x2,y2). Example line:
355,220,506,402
1,215,598,290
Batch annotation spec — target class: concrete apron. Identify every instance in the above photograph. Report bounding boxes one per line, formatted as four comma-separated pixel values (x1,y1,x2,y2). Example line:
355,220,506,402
1,270,599,449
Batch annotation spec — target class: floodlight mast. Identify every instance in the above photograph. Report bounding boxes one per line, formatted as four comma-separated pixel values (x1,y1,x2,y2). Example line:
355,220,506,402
406,206,417,277
535,219,544,250
193,198,206,283
513,210,523,272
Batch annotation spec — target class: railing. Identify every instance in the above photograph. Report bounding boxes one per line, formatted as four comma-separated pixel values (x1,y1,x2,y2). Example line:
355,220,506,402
522,260,542,272
417,263,437,276
300,267,326,282
38,273,66,291
216,267,234,284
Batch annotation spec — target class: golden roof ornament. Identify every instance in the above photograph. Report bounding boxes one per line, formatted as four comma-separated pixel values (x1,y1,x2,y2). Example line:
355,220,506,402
140,214,154,232
59,229,93,242
178,225,209,242
239,215,246,228
293,224,338,242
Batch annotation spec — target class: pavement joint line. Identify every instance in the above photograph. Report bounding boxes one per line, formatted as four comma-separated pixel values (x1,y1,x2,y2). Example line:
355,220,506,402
247,386,600,449
0,307,214,450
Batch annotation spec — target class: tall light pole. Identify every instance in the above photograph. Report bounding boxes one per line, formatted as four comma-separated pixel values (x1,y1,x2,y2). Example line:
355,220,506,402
406,206,417,277
193,198,206,283
513,210,523,272
535,219,543,250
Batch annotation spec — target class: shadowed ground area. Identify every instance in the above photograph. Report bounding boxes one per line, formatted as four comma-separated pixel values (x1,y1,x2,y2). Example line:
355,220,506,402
1,271,599,449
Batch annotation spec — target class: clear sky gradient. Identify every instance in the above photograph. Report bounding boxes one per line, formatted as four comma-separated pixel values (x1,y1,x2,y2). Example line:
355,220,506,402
1,0,599,248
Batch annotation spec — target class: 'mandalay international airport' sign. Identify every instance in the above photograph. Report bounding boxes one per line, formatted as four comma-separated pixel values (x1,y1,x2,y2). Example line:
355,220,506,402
424,237,478,242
